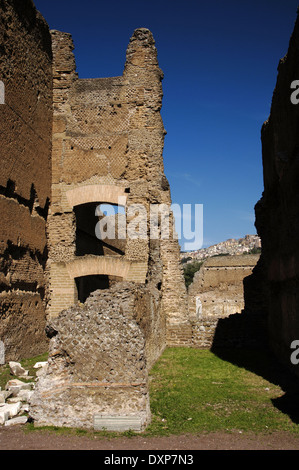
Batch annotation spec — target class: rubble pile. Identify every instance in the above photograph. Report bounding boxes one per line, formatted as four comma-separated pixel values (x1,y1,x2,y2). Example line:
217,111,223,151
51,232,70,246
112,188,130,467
0,361,47,426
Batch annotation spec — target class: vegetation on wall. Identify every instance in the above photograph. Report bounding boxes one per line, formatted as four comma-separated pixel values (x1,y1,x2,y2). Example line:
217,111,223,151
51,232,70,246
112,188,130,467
183,260,203,288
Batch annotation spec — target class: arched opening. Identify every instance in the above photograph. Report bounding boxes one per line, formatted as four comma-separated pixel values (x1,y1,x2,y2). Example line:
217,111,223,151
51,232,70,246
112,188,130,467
74,202,126,257
75,274,123,303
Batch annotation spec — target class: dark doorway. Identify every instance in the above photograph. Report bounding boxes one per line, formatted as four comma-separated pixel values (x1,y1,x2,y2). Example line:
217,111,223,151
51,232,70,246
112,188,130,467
74,202,125,257
75,275,110,303
75,274,123,303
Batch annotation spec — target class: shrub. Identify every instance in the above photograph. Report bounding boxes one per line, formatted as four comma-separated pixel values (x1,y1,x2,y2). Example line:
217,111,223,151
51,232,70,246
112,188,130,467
183,260,203,288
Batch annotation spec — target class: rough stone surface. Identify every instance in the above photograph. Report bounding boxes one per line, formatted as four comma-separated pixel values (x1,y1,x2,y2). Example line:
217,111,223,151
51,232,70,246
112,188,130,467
29,283,152,430
47,26,188,343
0,3,190,431
0,0,52,360
187,254,260,348
254,10,299,376
9,362,28,377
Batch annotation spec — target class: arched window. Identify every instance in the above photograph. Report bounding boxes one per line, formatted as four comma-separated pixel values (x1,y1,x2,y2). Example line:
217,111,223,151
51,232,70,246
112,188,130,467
74,202,126,257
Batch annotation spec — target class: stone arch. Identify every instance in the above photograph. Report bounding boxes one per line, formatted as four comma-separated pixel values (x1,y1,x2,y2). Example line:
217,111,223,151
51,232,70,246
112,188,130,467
66,256,132,280
66,256,131,304
66,184,128,208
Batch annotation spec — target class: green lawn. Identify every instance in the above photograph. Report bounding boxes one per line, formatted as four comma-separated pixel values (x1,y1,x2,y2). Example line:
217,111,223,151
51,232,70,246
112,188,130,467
146,347,299,436
1,347,299,438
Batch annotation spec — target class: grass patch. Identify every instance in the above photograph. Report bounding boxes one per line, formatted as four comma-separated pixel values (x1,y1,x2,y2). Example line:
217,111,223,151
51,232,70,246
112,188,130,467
2,347,299,438
0,352,48,389
23,421,136,440
146,347,299,436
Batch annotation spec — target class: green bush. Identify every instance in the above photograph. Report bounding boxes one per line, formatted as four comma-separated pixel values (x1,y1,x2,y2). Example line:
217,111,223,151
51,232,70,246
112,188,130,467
183,260,203,288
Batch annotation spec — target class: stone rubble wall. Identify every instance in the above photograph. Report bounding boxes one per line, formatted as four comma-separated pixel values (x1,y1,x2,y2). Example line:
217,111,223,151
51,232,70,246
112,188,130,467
29,283,151,431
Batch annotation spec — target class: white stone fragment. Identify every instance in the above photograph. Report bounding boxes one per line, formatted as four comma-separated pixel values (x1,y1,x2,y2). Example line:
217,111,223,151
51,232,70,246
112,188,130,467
33,362,48,369
6,397,21,404
0,410,9,425
0,391,12,403
36,364,48,377
4,416,28,426
5,379,34,397
21,404,29,413
9,361,28,377
0,402,22,418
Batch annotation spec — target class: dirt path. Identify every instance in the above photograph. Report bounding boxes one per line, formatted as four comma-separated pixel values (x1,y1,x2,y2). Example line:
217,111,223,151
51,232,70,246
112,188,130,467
1,425,299,450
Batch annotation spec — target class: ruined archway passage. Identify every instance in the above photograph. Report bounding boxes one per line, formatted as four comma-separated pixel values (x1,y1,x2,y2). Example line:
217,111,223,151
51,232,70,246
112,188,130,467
74,202,126,257
75,274,122,303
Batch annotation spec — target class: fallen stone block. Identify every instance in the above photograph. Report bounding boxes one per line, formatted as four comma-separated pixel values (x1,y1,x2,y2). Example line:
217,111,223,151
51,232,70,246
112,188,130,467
6,397,21,404
0,409,9,425
5,379,34,396
9,362,29,377
0,402,22,418
21,404,29,413
0,391,12,403
5,416,28,426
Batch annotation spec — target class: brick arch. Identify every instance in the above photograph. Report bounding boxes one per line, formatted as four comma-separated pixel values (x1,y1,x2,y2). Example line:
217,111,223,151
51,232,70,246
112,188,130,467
66,184,127,208
65,255,148,285
66,256,131,280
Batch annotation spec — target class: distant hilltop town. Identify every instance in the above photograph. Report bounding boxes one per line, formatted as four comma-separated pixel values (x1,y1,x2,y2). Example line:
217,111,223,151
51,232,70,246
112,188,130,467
181,235,261,264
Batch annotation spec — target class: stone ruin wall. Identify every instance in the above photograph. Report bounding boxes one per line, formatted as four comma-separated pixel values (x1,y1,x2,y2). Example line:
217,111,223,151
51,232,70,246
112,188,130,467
187,254,260,348
0,0,189,430
0,0,52,361
5,0,299,431
254,11,299,376
29,26,189,430
29,283,151,431
48,27,188,360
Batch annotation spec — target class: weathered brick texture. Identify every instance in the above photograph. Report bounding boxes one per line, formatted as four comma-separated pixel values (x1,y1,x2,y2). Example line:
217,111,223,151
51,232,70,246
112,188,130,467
0,0,52,360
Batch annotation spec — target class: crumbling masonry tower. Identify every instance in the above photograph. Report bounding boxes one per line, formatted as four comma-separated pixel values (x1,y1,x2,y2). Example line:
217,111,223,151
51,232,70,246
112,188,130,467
48,28,189,346
29,28,190,430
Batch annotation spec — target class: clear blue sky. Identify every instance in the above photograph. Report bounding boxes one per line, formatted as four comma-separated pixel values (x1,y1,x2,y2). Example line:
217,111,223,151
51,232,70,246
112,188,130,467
34,0,299,250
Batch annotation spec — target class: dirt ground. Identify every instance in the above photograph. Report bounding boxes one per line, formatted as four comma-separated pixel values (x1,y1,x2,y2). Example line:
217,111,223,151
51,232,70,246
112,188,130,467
1,425,299,450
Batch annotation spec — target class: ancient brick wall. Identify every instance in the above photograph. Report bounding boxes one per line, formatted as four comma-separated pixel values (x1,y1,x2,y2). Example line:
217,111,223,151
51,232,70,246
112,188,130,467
255,11,299,376
188,254,260,348
48,27,188,349
32,26,189,430
0,0,52,360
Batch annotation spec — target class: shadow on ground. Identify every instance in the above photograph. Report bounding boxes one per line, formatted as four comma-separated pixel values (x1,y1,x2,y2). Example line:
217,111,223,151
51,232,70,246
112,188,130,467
210,258,299,425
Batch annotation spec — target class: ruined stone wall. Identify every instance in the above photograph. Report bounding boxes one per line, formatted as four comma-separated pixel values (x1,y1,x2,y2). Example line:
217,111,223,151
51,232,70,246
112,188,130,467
0,0,52,361
33,26,189,430
188,254,260,348
30,283,151,431
48,28,188,351
255,11,299,375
